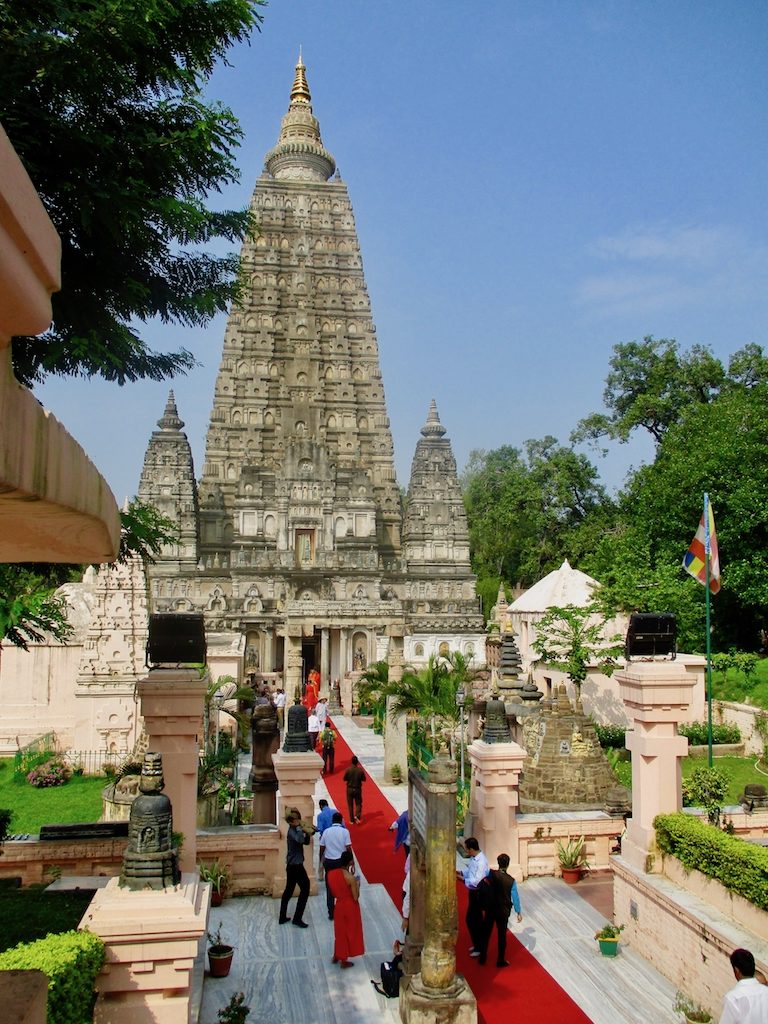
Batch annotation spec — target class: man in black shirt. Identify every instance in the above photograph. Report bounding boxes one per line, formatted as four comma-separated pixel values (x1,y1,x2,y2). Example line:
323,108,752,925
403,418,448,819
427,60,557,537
278,807,312,928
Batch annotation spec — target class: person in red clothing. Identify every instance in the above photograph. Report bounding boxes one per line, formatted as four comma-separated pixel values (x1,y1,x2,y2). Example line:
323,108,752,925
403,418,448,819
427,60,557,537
327,850,365,968
303,668,319,711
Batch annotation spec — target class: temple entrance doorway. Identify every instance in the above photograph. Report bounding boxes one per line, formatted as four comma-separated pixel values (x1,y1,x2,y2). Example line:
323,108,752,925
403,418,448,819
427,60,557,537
302,636,319,688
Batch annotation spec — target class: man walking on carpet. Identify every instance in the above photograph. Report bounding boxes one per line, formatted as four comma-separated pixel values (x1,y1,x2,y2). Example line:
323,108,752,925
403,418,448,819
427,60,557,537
343,755,367,823
458,836,489,956
477,852,522,967
320,722,337,775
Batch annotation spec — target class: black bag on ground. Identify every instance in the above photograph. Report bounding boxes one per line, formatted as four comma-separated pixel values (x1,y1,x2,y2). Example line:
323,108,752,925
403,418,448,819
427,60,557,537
371,953,403,998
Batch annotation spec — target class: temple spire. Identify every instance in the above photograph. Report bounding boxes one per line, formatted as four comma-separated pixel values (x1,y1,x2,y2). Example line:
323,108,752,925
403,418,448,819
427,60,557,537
157,390,184,432
264,55,336,182
421,399,446,438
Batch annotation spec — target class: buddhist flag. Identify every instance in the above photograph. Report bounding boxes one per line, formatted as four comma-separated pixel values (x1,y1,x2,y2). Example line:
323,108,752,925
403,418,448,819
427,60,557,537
683,496,721,594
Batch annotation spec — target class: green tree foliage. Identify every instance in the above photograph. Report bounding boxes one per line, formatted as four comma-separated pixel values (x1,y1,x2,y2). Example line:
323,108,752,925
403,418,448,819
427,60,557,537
463,438,611,589
531,603,622,699
1,0,264,387
590,382,768,649
572,337,768,448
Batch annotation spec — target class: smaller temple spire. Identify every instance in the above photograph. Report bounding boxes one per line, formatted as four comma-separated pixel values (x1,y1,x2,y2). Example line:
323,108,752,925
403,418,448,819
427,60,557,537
420,399,447,438
264,56,336,182
157,390,184,432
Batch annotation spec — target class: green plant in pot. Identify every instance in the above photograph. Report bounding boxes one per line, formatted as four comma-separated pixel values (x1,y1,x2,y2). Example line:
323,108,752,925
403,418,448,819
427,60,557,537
594,921,624,957
207,922,235,978
200,859,231,906
674,991,712,1023
556,835,587,882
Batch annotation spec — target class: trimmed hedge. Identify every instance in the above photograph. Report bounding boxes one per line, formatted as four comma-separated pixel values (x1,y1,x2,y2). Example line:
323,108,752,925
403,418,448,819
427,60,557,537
0,929,104,1023
654,812,768,910
678,722,741,745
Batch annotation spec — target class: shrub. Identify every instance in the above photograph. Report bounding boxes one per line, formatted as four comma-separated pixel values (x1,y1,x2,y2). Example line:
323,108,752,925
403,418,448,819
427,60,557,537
682,765,729,824
594,724,626,749
654,812,768,910
0,929,105,1024
678,722,741,745
26,759,70,788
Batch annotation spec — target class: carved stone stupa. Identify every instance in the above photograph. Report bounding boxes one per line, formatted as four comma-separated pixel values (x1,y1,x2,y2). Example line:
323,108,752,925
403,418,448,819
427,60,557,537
121,752,180,890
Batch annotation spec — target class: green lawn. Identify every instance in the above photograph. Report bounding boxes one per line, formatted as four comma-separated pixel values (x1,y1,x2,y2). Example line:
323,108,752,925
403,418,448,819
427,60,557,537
612,754,767,806
0,760,105,835
710,657,768,708
0,882,93,952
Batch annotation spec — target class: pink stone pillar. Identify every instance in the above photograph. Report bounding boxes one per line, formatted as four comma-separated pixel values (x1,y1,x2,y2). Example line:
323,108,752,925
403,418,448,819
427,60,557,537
466,739,527,877
137,668,208,874
82,875,208,1024
272,749,322,896
617,657,704,873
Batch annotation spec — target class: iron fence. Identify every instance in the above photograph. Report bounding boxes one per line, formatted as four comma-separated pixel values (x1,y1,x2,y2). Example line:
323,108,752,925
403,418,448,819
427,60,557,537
61,749,123,777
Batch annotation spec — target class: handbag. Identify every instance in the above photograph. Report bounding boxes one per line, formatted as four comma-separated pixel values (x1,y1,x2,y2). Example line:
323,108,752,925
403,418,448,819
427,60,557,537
371,953,403,998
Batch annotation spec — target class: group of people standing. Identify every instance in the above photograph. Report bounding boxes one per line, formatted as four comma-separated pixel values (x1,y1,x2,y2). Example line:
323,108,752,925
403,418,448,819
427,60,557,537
279,799,366,969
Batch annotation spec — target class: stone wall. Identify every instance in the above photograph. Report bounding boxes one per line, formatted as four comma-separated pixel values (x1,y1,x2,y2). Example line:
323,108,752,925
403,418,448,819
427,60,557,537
0,826,282,895
613,854,768,1020
715,699,766,755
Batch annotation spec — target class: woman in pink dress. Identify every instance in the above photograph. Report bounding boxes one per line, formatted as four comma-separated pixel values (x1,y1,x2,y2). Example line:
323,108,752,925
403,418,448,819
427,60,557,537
327,850,365,968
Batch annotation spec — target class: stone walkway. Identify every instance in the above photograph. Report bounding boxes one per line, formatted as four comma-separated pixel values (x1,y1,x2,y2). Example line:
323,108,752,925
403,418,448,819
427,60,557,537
199,718,681,1024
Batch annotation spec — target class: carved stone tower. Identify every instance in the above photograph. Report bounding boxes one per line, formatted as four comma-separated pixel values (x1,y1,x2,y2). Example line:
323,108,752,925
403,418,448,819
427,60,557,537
402,400,483,660
138,391,199,575
141,57,409,694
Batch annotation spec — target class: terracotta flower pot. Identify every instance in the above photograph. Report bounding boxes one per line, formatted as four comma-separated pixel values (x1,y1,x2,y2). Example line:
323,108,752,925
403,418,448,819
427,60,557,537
561,867,582,884
208,945,234,977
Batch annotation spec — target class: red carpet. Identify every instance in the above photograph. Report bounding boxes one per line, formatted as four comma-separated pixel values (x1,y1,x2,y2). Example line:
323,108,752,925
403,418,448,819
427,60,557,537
323,721,593,1024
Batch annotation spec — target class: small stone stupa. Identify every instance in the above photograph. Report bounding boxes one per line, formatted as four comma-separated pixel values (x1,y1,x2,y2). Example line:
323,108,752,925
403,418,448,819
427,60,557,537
518,685,619,811
121,752,180,890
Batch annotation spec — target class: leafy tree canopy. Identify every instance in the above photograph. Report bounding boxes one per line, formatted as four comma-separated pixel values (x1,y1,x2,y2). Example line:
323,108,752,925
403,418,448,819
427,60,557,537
571,338,768,448
463,438,611,588
531,603,622,698
1,0,264,387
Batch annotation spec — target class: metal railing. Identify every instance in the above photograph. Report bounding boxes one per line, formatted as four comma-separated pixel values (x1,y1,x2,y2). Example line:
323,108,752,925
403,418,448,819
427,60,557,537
61,750,123,776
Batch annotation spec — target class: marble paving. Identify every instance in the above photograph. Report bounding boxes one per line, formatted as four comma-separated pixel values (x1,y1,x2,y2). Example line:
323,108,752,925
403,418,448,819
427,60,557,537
201,716,681,1023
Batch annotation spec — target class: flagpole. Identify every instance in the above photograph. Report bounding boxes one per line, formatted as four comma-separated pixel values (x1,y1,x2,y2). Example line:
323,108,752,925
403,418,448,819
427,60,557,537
704,492,714,769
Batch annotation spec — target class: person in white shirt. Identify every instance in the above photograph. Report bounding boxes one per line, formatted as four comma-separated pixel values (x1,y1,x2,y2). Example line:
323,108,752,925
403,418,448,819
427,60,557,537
721,948,768,1024
273,689,287,729
457,836,489,956
307,711,320,751
316,697,328,730
320,813,353,920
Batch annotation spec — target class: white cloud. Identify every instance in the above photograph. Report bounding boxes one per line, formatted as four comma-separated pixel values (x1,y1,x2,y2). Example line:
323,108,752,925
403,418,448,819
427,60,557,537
575,223,768,319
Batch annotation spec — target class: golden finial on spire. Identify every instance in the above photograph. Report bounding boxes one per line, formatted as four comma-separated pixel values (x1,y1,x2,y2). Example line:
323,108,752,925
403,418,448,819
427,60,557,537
290,50,311,105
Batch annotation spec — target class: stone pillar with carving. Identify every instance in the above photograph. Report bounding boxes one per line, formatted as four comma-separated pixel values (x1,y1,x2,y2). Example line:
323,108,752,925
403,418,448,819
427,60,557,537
320,626,331,693
249,703,280,824
384,630,407,783
137,668,207,874
618,657,703,873
401,757,477,1024
284,630,303,701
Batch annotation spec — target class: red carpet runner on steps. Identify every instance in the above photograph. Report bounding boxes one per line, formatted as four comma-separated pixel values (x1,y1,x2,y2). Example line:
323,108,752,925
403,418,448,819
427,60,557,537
322,722,593,1024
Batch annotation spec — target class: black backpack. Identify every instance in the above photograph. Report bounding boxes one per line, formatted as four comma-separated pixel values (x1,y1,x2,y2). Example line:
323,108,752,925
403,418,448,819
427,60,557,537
371,953,403,998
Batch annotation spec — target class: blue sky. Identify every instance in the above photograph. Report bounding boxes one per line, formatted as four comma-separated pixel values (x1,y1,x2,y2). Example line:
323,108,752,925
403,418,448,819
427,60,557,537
39,0,768,503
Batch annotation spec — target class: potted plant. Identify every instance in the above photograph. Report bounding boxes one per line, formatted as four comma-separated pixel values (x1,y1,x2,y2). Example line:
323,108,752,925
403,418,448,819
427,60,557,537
390,763,403,785
207,922,234,977
674,991,712,1023
594,921,624,957
200,859,231,906
556,835,587,883
218,992,250,1024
